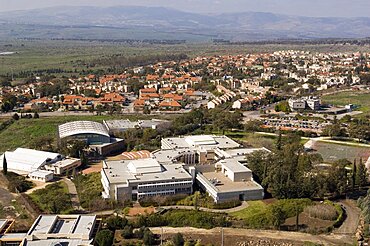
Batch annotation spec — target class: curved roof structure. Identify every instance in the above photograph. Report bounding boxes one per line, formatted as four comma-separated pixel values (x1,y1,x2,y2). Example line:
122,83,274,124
58,121,110,139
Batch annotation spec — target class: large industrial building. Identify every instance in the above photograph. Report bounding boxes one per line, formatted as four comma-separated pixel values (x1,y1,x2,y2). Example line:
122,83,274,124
58,121,124,156
102,135,266,203
0,148,81,182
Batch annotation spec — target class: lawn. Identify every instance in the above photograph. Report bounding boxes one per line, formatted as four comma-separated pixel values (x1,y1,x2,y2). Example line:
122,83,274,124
212,131,276,150
313,141,370,163
0,114,158,153
230,200,268,220
230,199,312,229
322,91,370,113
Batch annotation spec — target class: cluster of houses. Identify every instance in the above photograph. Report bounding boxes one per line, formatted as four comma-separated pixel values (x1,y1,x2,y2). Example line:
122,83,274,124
2,50,369,114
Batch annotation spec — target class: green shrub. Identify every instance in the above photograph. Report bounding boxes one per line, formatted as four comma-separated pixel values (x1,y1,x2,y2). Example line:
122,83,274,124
29,182,72,214
177,192,241,209
163,210,230,229
6,172,34,193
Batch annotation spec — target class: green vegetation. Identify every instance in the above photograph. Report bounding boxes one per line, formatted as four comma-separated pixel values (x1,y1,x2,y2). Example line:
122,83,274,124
73,173,106,210
323,201,344,228
245,133,365,199
176,192,242,209
358,189,370,224
29,182,73,214
5,171,34,193
322,91,370,113
230,199,312,229
163,210,230,229
95,229,114,246
136,210,230,229
0,114,155,153
313,141,369,163
3,40,366,78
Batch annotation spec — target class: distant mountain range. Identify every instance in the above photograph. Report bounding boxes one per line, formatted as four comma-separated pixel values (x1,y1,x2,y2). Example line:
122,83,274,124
1,6,370,41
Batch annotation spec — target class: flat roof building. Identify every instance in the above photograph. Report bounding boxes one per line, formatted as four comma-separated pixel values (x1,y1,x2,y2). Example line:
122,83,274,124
101,158,193,201
23,215,101,246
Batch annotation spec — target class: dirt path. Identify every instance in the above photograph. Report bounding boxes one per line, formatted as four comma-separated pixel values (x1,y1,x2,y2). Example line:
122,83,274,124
151,227,354,246
335,199,361,235
63,178,84,211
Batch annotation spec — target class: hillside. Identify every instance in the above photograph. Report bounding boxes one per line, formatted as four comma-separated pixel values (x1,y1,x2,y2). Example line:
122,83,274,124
1,6,370,41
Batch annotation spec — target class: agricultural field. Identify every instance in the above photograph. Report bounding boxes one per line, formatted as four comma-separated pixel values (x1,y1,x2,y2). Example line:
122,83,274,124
312,141,370,163
2,39,370,77
322,91,370,114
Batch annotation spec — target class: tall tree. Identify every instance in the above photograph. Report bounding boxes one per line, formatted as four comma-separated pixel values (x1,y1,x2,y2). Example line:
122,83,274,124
352,159,357,190
276,131,282,151
2,153,7,175
356,158,368,189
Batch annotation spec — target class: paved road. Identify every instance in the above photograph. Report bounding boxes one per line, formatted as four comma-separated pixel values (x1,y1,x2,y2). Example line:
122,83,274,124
335,200,361,235
63,178,84,211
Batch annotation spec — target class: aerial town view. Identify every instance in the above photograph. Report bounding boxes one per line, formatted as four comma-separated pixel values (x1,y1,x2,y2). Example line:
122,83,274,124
1,0,370,245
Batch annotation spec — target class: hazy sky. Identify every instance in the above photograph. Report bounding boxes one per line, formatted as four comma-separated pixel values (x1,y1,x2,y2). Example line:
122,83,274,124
1,0,370,17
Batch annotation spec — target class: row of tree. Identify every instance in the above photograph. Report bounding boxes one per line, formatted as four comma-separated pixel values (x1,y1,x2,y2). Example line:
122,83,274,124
246,133,368,199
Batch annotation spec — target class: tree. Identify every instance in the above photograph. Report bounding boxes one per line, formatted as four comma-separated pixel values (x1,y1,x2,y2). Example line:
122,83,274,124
106,215,128,231
143,228,155,246
2,153,7,175
276,131,282,151
121,225,133,239
352,159,357,190
94,229,114,246
356,158,368,189
270,205,286,230
173,233,185,246
12,113,19,121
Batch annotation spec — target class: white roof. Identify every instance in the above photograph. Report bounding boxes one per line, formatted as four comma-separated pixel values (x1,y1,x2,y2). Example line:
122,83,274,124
127,158,163,174
29,170,54,178
58,121,109,139
0,148,61,174
185,135,217,146
218,159,252,173
28,215,96,238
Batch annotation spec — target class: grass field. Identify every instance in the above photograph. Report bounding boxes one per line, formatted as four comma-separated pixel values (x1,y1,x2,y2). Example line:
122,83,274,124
0,114,158,153
2,40,370,77
313,141,370,163
322,91,370,113
229,200,267,220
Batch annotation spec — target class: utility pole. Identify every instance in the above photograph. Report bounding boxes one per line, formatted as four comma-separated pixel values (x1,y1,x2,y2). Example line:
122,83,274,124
221,227,224,246
160,227,163,245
